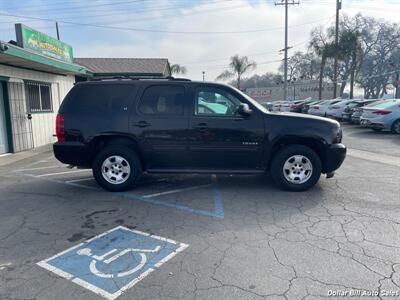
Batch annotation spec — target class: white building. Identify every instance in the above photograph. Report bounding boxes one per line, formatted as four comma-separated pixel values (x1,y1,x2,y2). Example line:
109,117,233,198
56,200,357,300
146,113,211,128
0,24,90,155
0,24,171,156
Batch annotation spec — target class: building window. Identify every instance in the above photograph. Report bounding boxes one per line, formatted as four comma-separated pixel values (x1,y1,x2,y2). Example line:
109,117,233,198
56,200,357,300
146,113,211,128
25,81,52,112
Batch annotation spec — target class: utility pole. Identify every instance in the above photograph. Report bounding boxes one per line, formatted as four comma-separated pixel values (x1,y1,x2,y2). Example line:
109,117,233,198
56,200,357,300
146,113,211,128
55,21,60,40
333,0,342,98
275,0,299,100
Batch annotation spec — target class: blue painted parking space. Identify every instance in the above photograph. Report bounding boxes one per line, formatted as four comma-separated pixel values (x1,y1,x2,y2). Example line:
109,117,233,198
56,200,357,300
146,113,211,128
14,161,225,219
37,226,188,300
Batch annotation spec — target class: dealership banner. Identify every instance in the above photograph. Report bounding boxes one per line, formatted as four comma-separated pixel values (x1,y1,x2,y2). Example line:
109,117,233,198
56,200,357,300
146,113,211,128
15,23,74,63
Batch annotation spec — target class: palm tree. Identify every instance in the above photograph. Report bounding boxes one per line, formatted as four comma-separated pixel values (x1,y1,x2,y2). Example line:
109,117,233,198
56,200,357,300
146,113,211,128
170,64,187,75
312,42,337,100
215,55,256,89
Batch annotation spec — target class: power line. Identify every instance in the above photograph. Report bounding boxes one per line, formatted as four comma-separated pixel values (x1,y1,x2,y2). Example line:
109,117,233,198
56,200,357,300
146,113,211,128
19,1,222,19
0,2,243,26
190,59,283,70
4,0,146,13
182,39,310,65
0,12,332,34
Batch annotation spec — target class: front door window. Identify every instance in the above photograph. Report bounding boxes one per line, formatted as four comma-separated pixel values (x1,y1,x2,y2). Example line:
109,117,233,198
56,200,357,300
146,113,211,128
195,87,242,117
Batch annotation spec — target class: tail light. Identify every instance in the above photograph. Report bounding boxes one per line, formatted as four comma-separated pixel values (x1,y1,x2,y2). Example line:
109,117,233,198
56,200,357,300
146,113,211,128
373,110,392,115
314,106,319,109
331,105,340,109
56,114,65,142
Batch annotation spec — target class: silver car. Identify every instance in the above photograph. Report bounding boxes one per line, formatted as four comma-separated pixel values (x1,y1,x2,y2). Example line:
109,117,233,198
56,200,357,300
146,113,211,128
360,99,400,133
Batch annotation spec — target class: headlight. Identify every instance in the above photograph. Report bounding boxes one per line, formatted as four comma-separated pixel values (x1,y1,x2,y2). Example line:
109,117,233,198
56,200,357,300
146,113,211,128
333,127,342,143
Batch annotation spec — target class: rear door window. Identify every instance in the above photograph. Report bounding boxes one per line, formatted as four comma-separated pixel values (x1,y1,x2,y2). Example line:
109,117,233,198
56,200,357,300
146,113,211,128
138,85,185,116
61,84,136,114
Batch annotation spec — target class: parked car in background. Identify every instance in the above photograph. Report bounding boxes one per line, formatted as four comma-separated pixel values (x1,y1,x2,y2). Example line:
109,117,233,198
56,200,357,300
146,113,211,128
308,99,342,117
343,99,381,123
302,100,322,114
360,99,400,133
272,100,284,111
279,101,292,112
326,99,358,120
261,102,273,111
290,98,312,113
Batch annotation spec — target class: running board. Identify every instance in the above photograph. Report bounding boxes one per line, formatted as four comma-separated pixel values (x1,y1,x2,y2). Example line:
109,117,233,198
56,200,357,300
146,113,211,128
146,169,265,174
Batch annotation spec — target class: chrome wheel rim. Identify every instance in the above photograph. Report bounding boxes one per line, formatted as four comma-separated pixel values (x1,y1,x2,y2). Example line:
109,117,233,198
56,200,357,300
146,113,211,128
101,155,131,185
283,155,313,184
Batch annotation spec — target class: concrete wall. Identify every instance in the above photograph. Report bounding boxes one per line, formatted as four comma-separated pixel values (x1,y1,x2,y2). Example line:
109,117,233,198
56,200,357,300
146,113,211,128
246,81,341,102
0,64,75,151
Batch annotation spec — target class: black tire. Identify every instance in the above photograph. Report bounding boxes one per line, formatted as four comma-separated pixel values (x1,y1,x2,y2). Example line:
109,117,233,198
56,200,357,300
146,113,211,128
92,145,142,192
391,119,400,134
270,144,322,192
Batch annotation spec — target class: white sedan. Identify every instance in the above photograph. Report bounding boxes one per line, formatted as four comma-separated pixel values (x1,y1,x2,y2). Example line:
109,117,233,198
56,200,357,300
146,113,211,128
326,99,361,120
308,99,342,117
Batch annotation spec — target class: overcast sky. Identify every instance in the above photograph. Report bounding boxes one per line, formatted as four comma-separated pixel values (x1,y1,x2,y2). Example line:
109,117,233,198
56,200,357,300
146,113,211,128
0,0,399,81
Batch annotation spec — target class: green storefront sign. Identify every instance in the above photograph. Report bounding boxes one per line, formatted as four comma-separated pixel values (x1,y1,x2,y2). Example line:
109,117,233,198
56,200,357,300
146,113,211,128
15,23,74,63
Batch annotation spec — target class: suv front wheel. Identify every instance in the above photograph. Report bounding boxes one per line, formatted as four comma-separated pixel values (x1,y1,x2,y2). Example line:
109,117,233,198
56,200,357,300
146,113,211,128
93,145,142,192
270,144,322,191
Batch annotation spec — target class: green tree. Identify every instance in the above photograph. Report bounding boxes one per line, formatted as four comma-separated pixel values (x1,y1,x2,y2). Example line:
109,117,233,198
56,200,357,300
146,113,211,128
338,30,363,98
310,31,337,99
170,64,187,75
216,55,256,89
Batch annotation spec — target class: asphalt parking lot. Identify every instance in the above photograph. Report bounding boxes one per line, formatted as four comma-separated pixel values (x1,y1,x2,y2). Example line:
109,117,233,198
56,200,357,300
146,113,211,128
0,124,400,300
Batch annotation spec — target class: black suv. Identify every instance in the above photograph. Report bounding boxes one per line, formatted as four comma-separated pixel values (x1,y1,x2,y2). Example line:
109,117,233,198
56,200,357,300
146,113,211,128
54,78,346,192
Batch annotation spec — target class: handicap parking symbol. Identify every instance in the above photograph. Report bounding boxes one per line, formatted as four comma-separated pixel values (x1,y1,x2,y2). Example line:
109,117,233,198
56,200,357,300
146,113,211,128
37,226,188,300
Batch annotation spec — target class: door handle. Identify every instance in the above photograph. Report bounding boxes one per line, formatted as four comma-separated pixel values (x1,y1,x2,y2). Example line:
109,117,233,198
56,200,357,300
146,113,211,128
133,121,150,128
194,123,207,130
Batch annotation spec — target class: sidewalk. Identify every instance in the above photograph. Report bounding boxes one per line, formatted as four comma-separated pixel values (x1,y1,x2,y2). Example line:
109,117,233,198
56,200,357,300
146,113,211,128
0,144,53,167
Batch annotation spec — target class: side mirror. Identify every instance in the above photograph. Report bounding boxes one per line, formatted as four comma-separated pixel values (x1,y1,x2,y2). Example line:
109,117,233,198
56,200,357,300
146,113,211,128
237,103,252,116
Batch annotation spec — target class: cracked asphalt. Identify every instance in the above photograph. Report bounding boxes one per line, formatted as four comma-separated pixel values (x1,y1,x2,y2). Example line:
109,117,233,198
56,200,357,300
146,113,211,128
0,124,399,300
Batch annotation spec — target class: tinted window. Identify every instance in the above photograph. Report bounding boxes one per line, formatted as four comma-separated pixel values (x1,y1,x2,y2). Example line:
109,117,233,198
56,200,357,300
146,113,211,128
138,85,185,115
62,84,135,114
195,87,242,116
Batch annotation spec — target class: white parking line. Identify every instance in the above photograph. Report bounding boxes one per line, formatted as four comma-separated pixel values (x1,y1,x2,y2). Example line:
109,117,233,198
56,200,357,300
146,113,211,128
65,177,94,183
36,169,91,177
142,183,212,198
16,165,64,172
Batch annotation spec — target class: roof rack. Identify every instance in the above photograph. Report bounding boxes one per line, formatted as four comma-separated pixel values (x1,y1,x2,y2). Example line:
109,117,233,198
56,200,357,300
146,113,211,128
89,76,191,82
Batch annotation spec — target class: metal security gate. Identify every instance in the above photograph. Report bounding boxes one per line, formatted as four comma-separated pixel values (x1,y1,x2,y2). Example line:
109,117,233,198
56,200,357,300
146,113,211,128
0,83,9,154
7,81,34,152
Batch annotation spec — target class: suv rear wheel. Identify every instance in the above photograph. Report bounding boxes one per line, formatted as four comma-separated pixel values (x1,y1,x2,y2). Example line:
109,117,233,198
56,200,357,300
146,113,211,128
270,144,322,191
93,145,142,192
